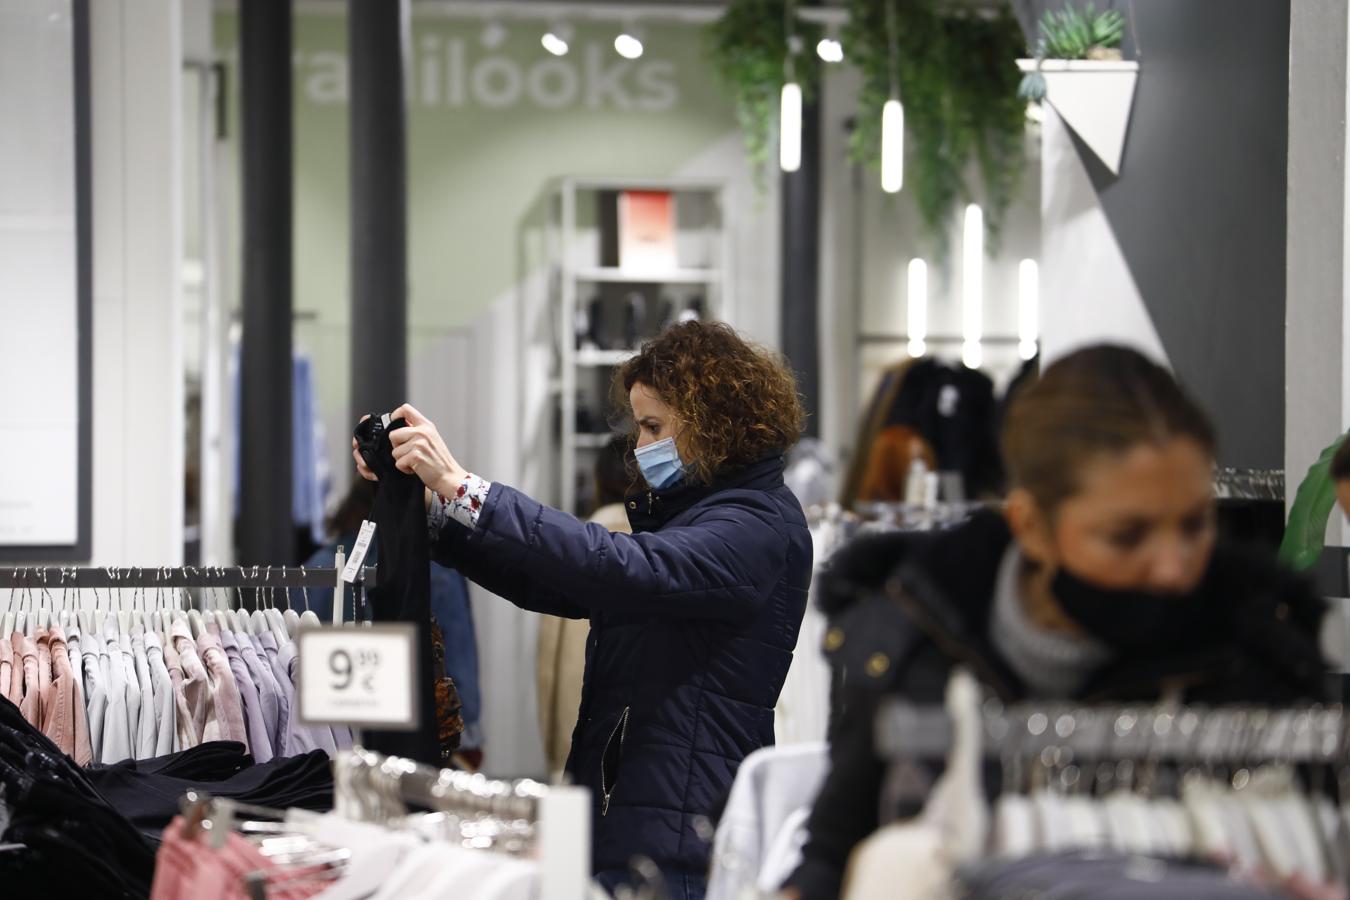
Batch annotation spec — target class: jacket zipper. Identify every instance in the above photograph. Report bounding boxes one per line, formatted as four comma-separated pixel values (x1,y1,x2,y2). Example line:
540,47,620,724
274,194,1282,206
646,491,654,516
601,705,631,817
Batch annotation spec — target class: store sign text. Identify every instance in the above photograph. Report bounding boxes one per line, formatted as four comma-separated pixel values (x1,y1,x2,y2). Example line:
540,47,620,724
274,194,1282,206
293,39,680,112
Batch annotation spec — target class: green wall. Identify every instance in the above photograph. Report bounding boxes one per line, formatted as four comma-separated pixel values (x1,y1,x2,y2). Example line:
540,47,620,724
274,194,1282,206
214,12,740,330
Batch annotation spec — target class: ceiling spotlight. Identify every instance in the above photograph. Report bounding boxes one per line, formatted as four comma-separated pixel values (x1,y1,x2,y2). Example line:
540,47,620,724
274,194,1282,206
542,23,572,57
615,27,644,60
816,37,844,63
480,20,507,50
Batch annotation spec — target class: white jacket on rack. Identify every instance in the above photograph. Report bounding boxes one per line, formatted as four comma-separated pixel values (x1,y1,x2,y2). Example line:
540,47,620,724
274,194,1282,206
707,742,831,900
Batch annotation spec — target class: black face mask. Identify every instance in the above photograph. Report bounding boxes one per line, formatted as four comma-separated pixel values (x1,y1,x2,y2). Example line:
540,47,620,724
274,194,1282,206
1050,566,1211,655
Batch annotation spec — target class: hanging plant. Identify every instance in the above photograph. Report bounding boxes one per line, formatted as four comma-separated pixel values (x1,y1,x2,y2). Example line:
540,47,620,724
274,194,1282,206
708,0,821,187
845,0,1027,260
1279,431,1350,571
1019,3,1126,101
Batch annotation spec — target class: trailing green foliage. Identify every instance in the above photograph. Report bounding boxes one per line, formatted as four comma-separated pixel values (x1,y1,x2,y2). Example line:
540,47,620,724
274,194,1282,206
844,0,1027,260
1279,432,1350,571
707,0,821,188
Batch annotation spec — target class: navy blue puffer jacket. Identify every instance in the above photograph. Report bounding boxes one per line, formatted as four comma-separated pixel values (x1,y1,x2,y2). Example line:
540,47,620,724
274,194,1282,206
432,457,812,880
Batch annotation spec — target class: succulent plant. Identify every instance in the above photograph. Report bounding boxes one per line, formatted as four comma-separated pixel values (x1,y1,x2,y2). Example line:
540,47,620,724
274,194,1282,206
1019,3,1127,101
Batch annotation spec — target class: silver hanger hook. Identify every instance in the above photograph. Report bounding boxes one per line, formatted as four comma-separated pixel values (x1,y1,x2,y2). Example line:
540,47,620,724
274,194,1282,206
21,567,34,613
299,566,310,612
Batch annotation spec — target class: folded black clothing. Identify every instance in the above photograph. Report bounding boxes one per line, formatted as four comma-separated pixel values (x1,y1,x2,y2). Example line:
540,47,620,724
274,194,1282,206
0,697,156,900
86,748,334,834
958,851,1282,900
92,740,254,781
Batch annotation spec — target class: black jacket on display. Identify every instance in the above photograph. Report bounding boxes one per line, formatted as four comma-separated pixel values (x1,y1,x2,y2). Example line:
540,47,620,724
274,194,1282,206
785,510,1329,900
881,359,1005,499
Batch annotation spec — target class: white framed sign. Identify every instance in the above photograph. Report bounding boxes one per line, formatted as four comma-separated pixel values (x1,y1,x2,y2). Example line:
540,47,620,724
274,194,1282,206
297,624,419,731
0,0,92,559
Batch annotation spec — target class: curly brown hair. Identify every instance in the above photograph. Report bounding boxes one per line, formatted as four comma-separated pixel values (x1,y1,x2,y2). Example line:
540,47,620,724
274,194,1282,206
614,322,806,484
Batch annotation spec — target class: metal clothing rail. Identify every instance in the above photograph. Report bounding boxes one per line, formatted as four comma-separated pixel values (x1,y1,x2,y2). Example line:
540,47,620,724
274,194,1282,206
875,699,1348,766
0,566,377,590
333,748,591,900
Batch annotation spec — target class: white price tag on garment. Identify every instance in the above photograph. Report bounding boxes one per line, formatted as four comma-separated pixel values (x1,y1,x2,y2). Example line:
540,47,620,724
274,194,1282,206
341,520,376,583
297,624,419,730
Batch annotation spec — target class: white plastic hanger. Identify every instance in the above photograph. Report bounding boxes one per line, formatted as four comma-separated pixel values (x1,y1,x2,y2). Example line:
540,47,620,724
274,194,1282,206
78,579,96,639
91,579,106,637
28,571,50,635
157,574,174,637
56,568,73,631
1280,780,1330,882
283,570,305,637
14,582,29,638
245,566,270,638
228,583,249,635
22,580,37,639
262,569,289,642
0,569,18,641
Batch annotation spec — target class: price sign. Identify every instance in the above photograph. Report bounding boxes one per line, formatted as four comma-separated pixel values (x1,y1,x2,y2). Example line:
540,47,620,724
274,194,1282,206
297,624,419,730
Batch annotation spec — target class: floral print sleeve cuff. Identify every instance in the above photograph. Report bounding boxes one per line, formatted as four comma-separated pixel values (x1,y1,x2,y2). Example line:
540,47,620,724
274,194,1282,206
427,473,493,538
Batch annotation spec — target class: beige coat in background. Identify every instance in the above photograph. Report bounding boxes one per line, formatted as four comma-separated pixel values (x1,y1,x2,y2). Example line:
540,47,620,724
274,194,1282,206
536,501,632,779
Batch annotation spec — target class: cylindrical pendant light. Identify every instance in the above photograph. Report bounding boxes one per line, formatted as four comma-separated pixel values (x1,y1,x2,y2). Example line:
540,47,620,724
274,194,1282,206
962,204,984,370
881,98,904,193
780,4,802,173
881,1,903,194
780,81,802,172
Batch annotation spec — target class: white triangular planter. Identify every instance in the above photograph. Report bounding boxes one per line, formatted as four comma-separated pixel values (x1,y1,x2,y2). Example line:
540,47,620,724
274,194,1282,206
1018,59,1140,175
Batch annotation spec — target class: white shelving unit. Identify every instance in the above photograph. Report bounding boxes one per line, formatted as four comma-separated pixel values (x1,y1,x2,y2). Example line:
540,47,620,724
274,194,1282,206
574,266,725,285
555,177,732,514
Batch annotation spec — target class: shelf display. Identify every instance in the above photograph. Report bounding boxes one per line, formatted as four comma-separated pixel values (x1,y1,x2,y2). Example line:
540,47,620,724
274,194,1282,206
553,179,732,514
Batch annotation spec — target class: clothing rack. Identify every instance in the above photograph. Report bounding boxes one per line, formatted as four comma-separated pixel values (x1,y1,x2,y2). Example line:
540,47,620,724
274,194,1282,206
875,698,1348,765
1213,467,1285,502
333,748,591,900
0,566,377,617
0,566,376,590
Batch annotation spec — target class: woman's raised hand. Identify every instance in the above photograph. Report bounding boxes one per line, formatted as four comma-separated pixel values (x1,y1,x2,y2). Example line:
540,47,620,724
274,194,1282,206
386,403,470,497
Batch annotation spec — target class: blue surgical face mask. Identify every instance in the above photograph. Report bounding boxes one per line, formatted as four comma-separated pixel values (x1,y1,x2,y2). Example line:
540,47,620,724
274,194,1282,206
634,437,685,490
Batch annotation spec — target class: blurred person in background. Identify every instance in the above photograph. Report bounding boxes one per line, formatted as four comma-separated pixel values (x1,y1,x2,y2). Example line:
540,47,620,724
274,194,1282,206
783,345,1329,900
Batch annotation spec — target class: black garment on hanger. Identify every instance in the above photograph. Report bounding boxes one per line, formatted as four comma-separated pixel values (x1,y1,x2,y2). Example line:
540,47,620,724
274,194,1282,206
353,415,458,766
883,358,1004,499
86,742,333,836
0,696,156,899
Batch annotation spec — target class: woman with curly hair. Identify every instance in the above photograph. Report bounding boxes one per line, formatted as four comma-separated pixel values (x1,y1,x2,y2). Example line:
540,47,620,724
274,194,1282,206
352,321,813,900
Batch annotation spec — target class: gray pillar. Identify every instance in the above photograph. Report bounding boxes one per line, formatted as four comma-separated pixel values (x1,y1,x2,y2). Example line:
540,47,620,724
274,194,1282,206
1287,1,1350,533
1286,0,1350,611
782,89,822,437
349,0,409,423
238,0,293,565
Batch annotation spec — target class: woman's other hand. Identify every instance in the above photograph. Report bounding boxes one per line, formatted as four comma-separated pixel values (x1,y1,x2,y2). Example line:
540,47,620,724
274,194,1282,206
388,403,470,496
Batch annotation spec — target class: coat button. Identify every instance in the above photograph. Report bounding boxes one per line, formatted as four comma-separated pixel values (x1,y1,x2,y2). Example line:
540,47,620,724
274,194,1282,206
627,501,637,510
866,653,891,678
824,628,845,652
